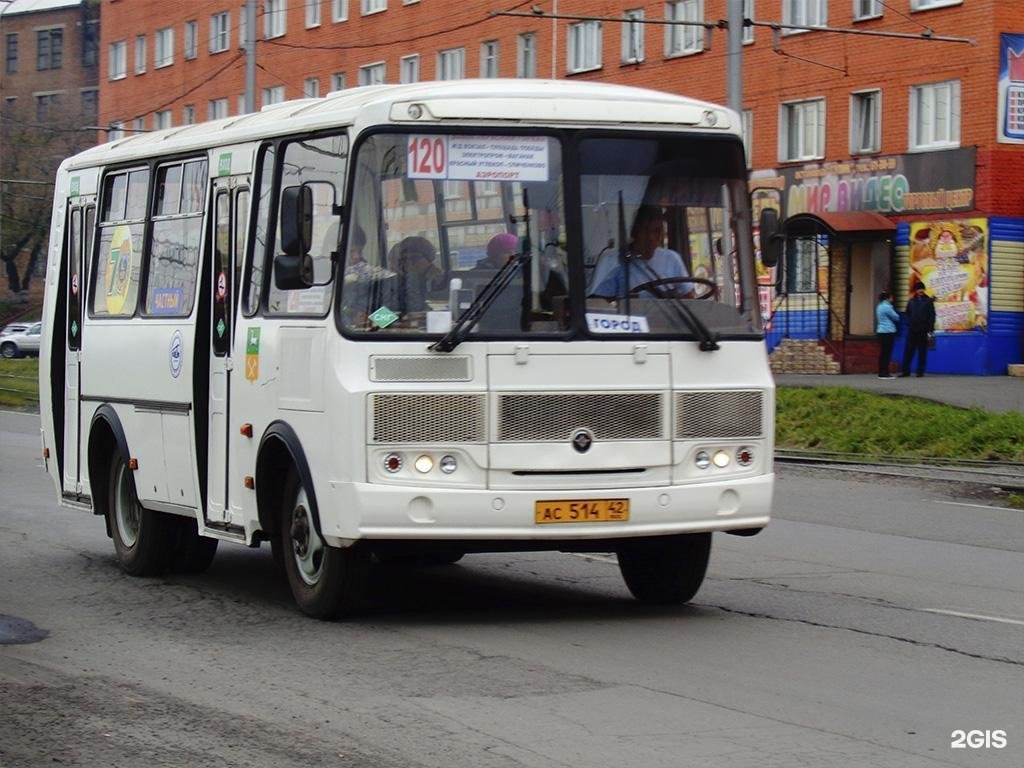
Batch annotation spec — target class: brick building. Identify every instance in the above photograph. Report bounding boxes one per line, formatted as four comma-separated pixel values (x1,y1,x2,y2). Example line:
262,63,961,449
95,0,1024,374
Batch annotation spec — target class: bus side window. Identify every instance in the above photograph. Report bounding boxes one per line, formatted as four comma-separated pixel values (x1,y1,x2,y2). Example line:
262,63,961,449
244,144,275,316
92,168,149,318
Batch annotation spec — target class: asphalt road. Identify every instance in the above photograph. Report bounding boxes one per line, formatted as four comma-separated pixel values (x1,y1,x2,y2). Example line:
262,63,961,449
1,410,1021,767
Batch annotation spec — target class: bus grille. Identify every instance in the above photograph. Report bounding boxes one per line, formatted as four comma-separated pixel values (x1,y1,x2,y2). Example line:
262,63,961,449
675,390,763,439
497,392,664,442
371,393,487,443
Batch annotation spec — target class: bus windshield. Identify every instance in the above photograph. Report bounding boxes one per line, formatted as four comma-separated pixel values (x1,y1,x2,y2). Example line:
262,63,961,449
340,131,759,340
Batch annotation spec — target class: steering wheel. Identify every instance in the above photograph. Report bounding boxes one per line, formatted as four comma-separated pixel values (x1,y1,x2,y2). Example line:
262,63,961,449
630,276,719,300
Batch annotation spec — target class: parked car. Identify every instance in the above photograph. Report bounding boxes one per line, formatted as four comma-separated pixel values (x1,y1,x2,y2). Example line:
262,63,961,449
0,322,42,358
0,322,30,337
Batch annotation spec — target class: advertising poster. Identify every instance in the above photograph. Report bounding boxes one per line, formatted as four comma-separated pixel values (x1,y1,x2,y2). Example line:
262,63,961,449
908,219,988,331
998,33,1024,144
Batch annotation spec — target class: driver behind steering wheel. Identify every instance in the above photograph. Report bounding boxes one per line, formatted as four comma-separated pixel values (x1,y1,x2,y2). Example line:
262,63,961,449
590,204,694,299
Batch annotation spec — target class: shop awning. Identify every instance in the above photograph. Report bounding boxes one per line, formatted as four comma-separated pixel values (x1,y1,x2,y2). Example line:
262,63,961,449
784,211,896,240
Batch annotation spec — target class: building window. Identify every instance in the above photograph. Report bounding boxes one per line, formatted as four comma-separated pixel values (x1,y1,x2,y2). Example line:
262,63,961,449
83,20,99,67
665,1,704,57
265,0,287,39
330,72,347,90
400,54,419,83
333,0,349,21
361,0,386,14
517,33,537,78
622,9,644,64
184,21,198,59
35,93,60,122
304,77,319,97
853,0,882,20
743,0,754,44
132,116,145,132
786,238,818,293
109,41,127,80
782,0,826,33
306,0,321,27
211,12,231,52
209,97,229,119
134,35,147,74
358,62,385,85
6,33,17,75
780,97,825,161
742,108,753,168
481,40,499,77
81,88,98,119
910,80,960,150
183,104,196,124
155,27,174,68
37,28,63,71
438,47,465,80
567,20,602,73
850,89,881,154
262,85,285,106
154,110,173,129
239,5,247,46
910,0,960,9
108,121,125,141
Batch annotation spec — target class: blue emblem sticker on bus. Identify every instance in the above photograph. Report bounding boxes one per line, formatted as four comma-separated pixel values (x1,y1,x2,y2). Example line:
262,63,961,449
369,306,399,329
169,330,184,378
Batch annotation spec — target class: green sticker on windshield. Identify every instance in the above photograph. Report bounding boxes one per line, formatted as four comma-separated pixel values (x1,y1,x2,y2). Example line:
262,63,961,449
369,306,399,329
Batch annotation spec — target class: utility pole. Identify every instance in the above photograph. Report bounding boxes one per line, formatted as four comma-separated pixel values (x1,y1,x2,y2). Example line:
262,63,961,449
244,0,257,113
727,0,743,115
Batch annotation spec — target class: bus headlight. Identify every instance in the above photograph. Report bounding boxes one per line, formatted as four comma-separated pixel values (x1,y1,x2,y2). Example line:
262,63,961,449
414,455,434,474
694,450,711,470
713,450,731,468
439,455,458,474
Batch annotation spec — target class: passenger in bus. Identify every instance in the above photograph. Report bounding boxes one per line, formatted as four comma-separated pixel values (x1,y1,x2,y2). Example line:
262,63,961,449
590,205,693,299
388,236,441,314
470,233,523,332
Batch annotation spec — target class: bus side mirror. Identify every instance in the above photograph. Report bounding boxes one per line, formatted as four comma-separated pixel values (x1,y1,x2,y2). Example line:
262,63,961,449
759,208,783,269
275,185,314,290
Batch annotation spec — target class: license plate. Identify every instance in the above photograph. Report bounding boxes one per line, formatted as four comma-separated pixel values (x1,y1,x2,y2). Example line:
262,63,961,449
534,498,629,524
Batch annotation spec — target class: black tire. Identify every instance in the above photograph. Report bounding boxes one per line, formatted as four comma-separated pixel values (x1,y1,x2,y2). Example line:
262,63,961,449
617,533,711,605
0,341,17,359
279,468,369,619
169,516,218,574
107,451,176,576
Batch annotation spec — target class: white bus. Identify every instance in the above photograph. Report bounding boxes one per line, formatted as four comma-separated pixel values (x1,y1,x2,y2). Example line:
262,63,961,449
39,80,781,619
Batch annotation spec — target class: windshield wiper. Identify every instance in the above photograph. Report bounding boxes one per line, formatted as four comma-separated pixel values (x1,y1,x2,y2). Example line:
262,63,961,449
429,254,526,353
661,292,720,351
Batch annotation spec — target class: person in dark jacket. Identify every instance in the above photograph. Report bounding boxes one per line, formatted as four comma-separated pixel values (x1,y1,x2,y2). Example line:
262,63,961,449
900,281,936,378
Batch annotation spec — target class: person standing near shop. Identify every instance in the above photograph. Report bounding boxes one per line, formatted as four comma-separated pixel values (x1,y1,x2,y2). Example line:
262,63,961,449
875,290,900,378
900,281,936,378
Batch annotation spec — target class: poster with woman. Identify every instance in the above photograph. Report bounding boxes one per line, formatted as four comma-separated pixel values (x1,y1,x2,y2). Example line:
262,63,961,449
908,219,988,331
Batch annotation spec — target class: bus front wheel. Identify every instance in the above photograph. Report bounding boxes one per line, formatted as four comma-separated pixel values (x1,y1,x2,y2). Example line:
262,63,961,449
279,469,369,619
107,451,175,576
617,533,711,605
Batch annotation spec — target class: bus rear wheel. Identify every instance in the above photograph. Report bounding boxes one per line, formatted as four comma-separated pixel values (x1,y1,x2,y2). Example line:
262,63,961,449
617,533,711,605
279,469,369,619
107,451,175,576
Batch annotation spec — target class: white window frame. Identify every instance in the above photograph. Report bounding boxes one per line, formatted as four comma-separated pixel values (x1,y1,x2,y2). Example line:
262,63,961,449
779,97,825,162
330,71,346,90
400,54,419,83
361,0,386,15
134,35,146,75
517,32,536,78
622,9,645,64
183,104,196,124
210,12,230,53
567,20,602,74
665,1,704,58
782,0,826,35
480,40,499,77
437,47,465,81
850,89,881,155
358,61,385,85
108,120,125,140
304,76,319,97
306,0,321,27
910,0,961,10
853,0,882,21
154,27,174,68
184,20,198,59
742,0,754,44
132,116,145,132
909,80,960,150
262,84,285,106
332,0,348,22
154,109,172,130
264,0,287,40
208,97,229,120
108,40,126,80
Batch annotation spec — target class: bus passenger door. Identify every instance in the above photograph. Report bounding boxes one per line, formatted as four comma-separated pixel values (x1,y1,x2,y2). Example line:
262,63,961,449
207,181,248,524
63,204,93,496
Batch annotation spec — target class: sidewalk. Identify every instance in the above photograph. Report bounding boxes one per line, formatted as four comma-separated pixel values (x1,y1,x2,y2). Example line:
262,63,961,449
773,373,1024,415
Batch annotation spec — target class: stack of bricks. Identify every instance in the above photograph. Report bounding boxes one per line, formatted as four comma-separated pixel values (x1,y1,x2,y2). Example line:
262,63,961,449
769,339,841,375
